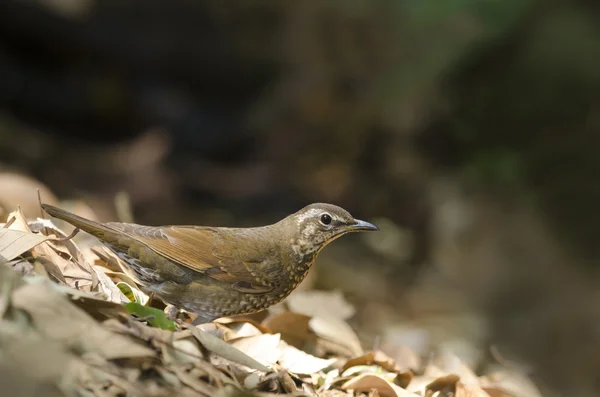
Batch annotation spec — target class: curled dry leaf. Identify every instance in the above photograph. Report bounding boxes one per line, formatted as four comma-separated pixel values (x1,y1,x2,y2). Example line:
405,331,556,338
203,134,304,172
425,374,460,396
262,311,314,348
309,316,363,357
117,281,150,305
341,373,419,397
426,351,479,385
285,289,355,320
342,351,412,388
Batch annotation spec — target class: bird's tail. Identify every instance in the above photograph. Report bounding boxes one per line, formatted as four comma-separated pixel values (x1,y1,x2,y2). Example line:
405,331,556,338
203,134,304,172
41,203,119,242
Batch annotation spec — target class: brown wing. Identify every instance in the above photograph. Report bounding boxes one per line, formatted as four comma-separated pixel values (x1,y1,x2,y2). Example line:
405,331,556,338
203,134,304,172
105,222,273,294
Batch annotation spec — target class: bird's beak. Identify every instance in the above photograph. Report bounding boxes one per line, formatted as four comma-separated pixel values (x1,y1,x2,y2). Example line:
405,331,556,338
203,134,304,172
348,219,379,232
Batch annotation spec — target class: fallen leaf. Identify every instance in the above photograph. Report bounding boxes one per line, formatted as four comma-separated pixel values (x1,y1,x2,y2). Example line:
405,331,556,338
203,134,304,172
124,302,176,331
341,373,418,397
479,370,543,397
162,338,204,365
342,351,412,387
220,320,264,341
456,381,492,397
187,324,270,373
309,316,363,357
277,339,336,374
262,311,314,348
230,333,282,366
0,228,51,261
426,351,479,385
11,278,155,360
426,374,460,396
215,317,270,334
91,245,130,273
286,289,355,320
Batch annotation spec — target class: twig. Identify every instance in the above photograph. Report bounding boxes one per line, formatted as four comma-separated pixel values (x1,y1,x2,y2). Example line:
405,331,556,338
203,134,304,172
37,188,50,238
53,227,80,242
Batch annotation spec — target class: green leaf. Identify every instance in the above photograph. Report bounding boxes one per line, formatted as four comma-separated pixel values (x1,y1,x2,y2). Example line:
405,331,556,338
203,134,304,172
117,282,149,305
124,302,176,331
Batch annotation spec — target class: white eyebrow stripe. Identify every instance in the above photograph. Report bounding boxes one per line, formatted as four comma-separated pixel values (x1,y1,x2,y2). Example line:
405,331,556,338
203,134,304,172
295,208,322,224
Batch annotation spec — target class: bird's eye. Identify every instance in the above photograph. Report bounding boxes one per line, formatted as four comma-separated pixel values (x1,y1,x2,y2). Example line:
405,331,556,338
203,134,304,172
320,213,332,225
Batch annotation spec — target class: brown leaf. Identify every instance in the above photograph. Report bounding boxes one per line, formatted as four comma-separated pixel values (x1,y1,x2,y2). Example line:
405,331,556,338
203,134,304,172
262,311,314,348
426,374,460,396
342,351,412,388
309,316,363,357
341,373,418,397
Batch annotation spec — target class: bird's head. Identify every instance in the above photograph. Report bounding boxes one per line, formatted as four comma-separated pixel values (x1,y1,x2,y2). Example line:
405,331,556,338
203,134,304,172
281,203,379,261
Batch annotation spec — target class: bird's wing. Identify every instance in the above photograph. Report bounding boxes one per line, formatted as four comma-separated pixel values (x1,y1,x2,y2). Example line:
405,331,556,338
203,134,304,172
106,223,273,294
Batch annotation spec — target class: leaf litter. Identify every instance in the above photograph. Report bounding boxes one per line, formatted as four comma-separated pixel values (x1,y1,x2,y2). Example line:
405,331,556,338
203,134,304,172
0,204,545,397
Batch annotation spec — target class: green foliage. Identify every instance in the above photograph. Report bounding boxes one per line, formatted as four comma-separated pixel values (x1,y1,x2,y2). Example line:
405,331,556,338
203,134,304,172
124,302,177,331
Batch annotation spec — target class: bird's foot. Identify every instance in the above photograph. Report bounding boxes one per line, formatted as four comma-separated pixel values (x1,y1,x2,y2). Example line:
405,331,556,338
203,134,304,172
191,314,215,326
164,304,180,321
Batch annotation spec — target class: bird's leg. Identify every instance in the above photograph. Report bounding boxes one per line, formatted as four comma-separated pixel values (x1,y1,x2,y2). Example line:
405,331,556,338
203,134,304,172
191,314,215,326
164,304,180,321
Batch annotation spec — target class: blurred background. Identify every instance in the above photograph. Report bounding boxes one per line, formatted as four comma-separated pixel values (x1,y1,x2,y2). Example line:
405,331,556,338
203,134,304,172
1,1,599,395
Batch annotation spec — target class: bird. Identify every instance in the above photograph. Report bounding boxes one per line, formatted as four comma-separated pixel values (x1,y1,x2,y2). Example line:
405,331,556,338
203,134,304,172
41,202,379,324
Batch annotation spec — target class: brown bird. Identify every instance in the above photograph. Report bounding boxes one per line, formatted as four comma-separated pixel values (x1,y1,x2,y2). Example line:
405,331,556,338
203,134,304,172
41,203,378,323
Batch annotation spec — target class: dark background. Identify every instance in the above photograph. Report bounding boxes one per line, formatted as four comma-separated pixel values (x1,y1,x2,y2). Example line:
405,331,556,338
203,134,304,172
1,1,600,395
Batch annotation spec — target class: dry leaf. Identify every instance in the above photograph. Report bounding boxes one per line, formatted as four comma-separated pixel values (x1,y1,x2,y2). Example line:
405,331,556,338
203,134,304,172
0,228,51,261
162,338,204,365
221,321,264,341
286,289,355,320
230,333,282,366
11,278,154,360
187,324,270,372
456,381,492,397
262,311,313,348
309,316,363,357
342,351,412,388
277,339,336,374
426,374,460,396
426,351,479,385
479,370,543,397
341,373,418,397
